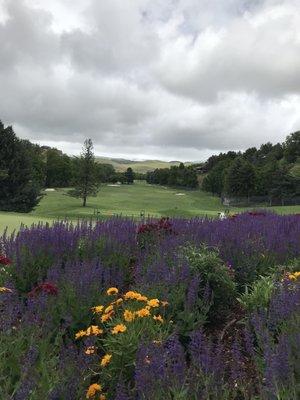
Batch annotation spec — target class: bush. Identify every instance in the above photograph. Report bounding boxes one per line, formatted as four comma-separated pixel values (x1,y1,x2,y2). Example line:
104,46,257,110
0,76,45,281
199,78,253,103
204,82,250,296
182,244,237,321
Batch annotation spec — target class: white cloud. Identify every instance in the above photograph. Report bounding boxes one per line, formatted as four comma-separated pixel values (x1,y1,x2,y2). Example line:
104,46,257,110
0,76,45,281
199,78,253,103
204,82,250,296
0,0,299,161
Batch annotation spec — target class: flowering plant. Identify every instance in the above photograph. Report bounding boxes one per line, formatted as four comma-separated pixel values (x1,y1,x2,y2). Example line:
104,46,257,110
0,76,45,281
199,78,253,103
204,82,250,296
75,287,170,398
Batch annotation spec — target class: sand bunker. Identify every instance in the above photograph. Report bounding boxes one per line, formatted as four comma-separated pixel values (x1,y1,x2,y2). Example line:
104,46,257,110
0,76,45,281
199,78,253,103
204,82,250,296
107,184,121,187
175,193,186,196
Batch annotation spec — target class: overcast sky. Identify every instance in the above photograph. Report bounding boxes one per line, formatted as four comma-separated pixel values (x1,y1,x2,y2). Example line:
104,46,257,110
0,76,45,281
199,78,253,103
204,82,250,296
0,0,299,161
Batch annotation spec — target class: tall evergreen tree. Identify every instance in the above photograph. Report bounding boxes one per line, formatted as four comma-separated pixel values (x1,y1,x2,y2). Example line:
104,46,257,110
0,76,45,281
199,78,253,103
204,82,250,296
0,121,42,212
68,139,99,207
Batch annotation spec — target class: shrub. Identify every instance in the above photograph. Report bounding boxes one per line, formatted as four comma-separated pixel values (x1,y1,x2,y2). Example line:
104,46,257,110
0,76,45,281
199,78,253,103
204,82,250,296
182,244,237,321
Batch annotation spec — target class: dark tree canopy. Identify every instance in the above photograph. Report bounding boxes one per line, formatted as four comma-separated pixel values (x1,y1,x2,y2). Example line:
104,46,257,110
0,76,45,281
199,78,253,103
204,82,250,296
124,167,135,184
0,122,42,212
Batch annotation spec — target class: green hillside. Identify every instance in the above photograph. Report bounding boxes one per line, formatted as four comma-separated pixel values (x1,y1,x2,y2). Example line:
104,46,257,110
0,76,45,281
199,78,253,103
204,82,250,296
96,157,192,173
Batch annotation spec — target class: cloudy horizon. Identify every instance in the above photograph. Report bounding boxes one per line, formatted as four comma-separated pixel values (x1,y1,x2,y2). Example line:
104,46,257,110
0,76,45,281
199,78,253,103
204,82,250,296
0,0,299,161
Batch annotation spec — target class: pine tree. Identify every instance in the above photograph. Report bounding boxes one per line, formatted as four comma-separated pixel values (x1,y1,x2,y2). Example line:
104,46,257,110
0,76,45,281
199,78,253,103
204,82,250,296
68,139,99,207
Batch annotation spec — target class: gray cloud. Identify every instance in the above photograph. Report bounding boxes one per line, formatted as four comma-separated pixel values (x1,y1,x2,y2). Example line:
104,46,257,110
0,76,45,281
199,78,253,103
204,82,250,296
0,0,299,161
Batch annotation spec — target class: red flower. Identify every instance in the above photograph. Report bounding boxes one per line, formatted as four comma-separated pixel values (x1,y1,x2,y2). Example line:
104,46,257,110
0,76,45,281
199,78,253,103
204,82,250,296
28,282,58,297
0,255,12,265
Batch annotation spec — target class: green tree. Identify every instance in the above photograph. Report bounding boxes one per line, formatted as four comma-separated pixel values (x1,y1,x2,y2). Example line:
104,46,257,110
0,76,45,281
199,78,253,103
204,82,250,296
224,157,256,199
45,149,74,187
124,167,134,184
68,139,99,207
284,131,300,163
0,121,42,212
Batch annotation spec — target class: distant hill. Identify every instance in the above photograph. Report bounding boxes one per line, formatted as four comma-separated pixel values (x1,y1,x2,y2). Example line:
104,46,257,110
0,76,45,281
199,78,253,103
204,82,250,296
96,156,191,173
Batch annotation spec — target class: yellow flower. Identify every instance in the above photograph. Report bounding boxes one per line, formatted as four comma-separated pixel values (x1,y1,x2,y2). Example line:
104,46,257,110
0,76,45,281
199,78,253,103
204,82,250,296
104,305,114,314
153,314,164,323
85,346,96,355
0,287,13,293
86,383,102,398
86,325,103,336
111,324,127,334
136,294,148,301
288,274,297,281
91,305,104,314
124,291,140,300
99,395,106,400
153,340,162,345
101,312,113,323
112,298,123,306
124,309,135,322
147,299,159,308
136,308,150,318
100,354,112,367
75,330,86,340
107,287,118,295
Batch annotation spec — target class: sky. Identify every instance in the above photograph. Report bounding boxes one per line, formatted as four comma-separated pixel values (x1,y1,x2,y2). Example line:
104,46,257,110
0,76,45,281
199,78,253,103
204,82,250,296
0,0,300,161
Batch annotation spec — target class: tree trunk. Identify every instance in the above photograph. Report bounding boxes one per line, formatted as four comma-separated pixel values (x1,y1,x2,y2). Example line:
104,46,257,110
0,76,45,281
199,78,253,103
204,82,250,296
83,196,87,207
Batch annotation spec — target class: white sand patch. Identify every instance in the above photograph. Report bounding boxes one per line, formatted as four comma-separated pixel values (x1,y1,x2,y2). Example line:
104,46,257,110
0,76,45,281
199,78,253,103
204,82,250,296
107,184,121,187
45,188,56,192
175,193,186,196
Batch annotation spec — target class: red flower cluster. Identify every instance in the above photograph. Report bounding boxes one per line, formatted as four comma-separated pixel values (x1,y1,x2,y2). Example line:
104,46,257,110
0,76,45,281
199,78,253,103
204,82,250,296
0,254,12,265
28,282,58,297
137,217,174,235
248,211,266,217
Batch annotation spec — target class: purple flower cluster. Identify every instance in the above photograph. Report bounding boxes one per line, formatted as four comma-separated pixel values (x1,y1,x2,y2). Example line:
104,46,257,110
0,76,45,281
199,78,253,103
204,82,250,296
0,212,299,398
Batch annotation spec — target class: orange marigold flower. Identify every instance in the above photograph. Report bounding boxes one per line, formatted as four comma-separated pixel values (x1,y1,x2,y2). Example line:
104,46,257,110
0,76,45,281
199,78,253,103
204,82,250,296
111,324,127,334
86,325,103,336
147,299,159,308
153,314,164,323
85,346,96,355
104,305,114,314
86,383,102,398
91,305,104,314
136,308,150,318
124,309,135,322
0,287,13,293
75,330,86,340
100,354,112,367
107,287,118,295
101,312,113,323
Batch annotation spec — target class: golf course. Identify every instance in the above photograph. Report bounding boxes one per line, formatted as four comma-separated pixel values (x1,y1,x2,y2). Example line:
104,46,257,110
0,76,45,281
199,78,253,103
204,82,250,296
1,181,299,233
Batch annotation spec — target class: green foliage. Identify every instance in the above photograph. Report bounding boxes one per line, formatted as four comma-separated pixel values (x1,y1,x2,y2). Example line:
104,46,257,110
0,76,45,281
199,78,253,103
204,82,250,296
238,275,275,312
68,139,99,207
125,167,135,184
284,131,300,163
224,157,256,198
0,122,42,212
182,244,237,321
146,164,198,189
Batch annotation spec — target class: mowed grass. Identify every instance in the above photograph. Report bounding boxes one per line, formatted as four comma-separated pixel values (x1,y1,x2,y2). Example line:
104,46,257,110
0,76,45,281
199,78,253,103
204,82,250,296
1,181,299,233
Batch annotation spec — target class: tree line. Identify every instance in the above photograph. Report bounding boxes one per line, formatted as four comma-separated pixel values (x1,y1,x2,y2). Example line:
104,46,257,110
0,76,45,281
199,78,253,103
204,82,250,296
202,131,300,204
146,163,198,188
0,122,138,211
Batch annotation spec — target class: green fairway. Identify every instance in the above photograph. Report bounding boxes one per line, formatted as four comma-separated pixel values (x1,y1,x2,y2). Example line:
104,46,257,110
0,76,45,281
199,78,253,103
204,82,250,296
1,181,299,233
